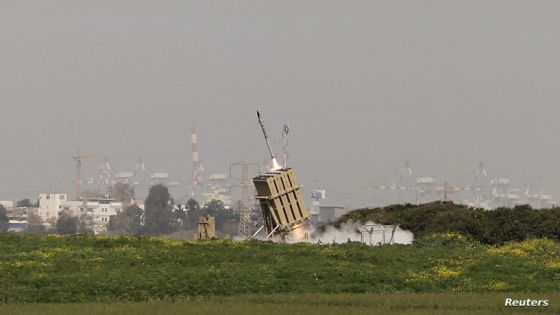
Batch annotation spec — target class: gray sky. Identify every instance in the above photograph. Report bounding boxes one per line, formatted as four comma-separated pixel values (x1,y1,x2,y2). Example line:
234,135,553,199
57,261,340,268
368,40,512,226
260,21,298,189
1,1,559,208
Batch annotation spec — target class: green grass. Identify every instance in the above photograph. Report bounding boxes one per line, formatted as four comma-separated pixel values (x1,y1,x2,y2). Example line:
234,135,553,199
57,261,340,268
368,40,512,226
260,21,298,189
1,293,558,315
1,233,559,303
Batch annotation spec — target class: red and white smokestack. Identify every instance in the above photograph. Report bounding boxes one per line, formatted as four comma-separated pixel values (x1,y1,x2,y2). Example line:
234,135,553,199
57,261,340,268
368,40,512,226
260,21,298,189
191,126,205,197
191,126,200,165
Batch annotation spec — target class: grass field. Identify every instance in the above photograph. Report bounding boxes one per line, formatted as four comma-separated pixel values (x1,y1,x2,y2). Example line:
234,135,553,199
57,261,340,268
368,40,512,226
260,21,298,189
1,233,559,305
1,293,558,315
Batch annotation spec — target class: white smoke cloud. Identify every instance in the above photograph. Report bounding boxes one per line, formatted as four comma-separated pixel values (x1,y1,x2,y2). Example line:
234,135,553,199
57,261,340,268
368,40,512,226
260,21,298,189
282,221,414,245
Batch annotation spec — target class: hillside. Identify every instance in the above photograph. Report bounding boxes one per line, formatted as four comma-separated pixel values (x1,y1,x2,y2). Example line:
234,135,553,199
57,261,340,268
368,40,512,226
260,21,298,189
335,202,560,244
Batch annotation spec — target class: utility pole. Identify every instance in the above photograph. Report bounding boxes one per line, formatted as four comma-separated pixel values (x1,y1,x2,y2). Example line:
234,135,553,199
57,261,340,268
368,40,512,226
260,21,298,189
73,151,94,200
438,182,461,201
229,154,259,238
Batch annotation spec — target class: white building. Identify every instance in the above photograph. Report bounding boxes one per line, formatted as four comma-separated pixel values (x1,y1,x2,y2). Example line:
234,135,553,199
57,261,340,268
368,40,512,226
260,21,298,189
38,193,67,223
202,173,232,207
6,207,35,232
319,206,350,223
60,198,122,234
38,194,122,234
0,200,14,208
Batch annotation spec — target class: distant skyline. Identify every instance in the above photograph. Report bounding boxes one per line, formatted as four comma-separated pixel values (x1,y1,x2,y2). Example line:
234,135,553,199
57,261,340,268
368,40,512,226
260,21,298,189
1,1,560,208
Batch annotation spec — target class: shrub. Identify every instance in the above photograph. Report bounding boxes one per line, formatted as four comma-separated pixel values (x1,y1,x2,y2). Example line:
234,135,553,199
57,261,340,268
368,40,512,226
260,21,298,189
336,202,560,245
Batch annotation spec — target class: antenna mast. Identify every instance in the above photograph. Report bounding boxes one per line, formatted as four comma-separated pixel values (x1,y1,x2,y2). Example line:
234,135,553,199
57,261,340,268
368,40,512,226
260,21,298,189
282,123,289,167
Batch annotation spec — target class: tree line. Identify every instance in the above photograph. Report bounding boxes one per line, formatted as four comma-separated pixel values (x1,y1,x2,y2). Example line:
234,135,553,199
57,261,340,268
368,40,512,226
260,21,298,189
108,184,238,236
336,201,560,245
0,184,239,237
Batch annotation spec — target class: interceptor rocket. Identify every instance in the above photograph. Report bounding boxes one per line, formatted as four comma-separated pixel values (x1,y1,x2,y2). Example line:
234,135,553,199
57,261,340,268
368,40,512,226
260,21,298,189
257,111,281,170
257,111,275,160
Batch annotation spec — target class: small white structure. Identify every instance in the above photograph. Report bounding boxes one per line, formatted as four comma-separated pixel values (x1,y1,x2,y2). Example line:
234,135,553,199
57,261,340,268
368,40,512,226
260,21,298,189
38,194,67,223
6,206,31,221
359,224,414,245
0,200,14,208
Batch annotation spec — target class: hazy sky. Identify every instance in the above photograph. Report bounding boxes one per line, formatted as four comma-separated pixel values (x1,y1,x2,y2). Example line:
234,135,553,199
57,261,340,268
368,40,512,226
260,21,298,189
1,1,559,208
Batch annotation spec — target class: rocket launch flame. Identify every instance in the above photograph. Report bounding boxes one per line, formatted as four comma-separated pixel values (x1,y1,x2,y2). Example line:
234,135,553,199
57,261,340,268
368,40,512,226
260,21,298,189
257,111,283,171
271,158,282,171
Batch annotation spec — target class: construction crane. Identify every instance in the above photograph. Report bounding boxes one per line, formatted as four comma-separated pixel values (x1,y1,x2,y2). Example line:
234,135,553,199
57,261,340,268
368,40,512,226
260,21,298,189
133,158,147,179
460,162,495,209
490,177,520,208
524,179,554,209
374,161,436,204
72,151,94,200
463,162,492,195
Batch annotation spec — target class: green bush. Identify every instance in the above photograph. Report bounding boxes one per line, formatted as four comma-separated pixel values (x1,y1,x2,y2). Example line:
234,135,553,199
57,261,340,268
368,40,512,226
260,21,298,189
336,202,560,245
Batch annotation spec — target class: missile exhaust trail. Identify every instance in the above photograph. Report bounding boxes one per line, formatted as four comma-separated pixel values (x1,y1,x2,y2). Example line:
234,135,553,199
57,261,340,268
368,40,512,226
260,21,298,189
257,111,281,170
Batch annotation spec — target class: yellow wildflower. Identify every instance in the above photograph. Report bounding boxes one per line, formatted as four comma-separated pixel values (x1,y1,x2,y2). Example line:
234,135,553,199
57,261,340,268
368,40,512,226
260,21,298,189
487,281,508,291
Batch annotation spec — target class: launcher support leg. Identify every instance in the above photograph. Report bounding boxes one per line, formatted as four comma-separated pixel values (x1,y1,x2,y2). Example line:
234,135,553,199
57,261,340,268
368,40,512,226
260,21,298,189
251,225,265,238
266,225,279,239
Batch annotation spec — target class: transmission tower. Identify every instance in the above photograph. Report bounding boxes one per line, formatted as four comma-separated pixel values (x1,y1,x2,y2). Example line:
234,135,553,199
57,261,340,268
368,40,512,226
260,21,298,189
229,155,259,238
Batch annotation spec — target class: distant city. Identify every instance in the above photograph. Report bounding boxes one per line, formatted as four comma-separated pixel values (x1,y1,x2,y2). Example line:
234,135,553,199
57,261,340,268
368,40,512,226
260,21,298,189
372,161,556,210
1,125,556,236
